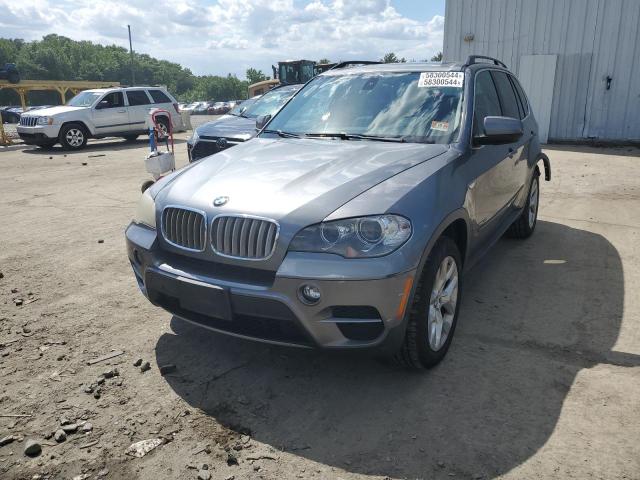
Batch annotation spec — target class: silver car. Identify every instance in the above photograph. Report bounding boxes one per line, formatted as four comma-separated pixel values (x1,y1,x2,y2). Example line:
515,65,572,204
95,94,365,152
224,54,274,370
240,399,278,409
126,56,550,368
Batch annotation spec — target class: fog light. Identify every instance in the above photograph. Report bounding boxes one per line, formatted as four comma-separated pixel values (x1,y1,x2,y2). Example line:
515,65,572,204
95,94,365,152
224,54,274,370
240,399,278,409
299,284,321,304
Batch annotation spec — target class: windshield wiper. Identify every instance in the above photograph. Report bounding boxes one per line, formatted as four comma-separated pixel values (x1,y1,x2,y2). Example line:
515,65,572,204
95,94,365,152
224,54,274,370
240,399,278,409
262,129,301,138
304,132,406,143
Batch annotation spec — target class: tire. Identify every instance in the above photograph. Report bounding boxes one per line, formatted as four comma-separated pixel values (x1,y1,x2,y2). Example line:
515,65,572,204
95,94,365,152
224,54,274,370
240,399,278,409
506,172,539,239
59,123,88,150
394,236,462,369
8,71,20,84
123,134,139,142
141,180,155,193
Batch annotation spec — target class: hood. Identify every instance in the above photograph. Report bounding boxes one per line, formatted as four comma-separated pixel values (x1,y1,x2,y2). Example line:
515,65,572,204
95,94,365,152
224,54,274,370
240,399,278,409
21,105,85,117
158,137,447,225
195,115,256,141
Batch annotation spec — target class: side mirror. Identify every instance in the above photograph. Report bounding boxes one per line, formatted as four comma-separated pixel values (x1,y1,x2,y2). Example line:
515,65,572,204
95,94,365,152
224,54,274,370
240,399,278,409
95,100,110,110
474,116,523,145
255,114,271,130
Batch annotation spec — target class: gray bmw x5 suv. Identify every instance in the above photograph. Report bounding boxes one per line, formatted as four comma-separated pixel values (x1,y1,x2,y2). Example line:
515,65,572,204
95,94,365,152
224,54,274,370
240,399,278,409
126,56,550,369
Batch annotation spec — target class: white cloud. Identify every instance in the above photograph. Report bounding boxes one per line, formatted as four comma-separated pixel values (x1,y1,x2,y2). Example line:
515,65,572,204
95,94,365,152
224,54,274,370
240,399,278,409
0,0,444,77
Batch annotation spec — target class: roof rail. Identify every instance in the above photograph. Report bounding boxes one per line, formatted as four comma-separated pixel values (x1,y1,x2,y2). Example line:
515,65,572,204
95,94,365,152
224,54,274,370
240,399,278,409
465,55,507,68
329,60,382,71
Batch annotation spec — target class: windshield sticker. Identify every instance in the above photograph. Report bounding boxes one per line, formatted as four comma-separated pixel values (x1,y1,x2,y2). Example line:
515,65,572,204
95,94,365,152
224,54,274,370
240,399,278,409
431,121,450,132
418,72,464,88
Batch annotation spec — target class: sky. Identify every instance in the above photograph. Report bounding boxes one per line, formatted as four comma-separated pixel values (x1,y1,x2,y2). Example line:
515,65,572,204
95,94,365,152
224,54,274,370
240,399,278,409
0,0,446,79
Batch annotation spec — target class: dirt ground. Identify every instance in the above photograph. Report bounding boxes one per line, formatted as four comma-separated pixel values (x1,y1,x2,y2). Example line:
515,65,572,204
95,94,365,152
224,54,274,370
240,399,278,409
0,134,639,480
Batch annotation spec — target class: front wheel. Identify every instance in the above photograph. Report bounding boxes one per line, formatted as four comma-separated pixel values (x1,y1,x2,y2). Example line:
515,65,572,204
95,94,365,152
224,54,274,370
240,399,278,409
506,172,539,239
59,123,88,150
394,236,462,369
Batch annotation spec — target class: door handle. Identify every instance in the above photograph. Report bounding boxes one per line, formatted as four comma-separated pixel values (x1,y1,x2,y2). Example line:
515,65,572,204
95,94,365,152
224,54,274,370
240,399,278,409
117,109,126,113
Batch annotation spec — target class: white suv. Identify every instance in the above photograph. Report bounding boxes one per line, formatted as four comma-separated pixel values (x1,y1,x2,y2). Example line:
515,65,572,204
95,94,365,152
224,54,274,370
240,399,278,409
17,86,184,150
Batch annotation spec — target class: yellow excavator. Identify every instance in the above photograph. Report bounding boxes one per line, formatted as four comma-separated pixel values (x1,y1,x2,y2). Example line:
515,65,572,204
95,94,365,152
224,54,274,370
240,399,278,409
247,60,378,97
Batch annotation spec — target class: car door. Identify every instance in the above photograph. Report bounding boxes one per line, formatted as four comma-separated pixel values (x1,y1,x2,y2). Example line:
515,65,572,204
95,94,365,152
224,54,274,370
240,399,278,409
124,90,153,132
490,70,529,201
91,91,129,135
468,69,517,229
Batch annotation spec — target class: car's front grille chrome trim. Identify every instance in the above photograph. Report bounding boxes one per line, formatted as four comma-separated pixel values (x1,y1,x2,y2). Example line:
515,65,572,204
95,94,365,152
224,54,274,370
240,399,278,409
161,206,207,252
19,116,38,127
211,215,279,260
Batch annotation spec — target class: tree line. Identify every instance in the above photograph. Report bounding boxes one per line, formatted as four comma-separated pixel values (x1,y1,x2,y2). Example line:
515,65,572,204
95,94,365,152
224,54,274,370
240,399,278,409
0,35,249,105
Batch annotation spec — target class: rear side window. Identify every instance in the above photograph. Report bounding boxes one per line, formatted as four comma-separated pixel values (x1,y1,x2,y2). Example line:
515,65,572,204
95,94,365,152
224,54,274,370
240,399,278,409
473,71,501,136
126,90,151,106
510,76,529,117
490,71,520,120
148,89,171,104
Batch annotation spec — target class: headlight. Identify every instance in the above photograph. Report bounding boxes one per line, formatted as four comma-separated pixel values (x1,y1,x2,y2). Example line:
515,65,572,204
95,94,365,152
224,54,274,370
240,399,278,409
289,215,411,258
133,189,156,229
37,116,53,125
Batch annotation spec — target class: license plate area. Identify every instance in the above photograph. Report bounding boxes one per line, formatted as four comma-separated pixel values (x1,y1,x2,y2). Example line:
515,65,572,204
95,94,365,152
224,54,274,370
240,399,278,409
145,269,232,321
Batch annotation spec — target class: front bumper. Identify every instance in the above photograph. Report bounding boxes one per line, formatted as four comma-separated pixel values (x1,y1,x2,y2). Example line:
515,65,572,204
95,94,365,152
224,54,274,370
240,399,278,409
126,222,414,350
17,125,59,145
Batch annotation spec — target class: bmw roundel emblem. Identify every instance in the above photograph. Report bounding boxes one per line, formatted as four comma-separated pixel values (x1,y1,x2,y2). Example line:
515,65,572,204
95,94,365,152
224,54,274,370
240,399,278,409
213,196,229,207
216,137,228,149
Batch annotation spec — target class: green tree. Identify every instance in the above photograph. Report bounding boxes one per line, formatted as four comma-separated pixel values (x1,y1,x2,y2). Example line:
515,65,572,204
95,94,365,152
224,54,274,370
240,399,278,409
381,52,406,63
318,58,331,64
246,68,267,85
431,51,443,62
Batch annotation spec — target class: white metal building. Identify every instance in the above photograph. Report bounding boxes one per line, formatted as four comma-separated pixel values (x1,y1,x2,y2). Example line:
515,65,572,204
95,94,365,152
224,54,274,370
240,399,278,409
443,0,640,143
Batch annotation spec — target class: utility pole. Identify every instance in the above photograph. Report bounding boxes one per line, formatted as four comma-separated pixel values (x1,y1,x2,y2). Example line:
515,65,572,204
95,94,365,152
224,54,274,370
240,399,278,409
127,25,135,86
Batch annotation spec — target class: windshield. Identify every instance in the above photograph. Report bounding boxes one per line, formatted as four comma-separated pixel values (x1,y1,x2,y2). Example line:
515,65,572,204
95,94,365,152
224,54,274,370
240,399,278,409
265,72,464,144
67,91,102,107
243,87,298,119
229,98,258,116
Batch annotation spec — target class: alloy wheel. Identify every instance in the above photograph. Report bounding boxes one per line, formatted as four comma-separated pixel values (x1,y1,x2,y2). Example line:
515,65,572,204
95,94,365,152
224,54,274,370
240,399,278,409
427,255,459,351
65,128,84,147
528,178,539,228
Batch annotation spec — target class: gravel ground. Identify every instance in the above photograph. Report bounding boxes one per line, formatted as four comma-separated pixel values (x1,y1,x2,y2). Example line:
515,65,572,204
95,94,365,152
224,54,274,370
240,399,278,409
0,137,639,480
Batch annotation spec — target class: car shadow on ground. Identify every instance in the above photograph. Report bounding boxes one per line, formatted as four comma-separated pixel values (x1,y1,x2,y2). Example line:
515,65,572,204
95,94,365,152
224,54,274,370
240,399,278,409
155,220,634,478
20,137,187,155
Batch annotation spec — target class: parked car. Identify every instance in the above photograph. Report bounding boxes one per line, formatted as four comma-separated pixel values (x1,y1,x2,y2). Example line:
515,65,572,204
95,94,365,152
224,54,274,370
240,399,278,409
207,102,231,115
16,86,183,150
1,106,21,124
126,56,550,368
187,85,300,162
192,102,210,115
0,63,20,83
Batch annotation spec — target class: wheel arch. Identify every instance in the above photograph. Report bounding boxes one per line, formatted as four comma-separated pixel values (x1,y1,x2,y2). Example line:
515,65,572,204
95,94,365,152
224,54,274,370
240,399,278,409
60,120,93,137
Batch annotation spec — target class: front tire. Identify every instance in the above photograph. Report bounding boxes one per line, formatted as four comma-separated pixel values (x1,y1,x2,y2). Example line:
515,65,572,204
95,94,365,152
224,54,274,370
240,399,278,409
8,71,20,83
59,123,88,150
506,172,539,239
395,236,462,369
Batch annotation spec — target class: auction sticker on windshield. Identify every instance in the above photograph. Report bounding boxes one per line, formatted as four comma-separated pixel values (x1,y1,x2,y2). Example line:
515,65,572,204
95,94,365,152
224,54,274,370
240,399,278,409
418,72,464,88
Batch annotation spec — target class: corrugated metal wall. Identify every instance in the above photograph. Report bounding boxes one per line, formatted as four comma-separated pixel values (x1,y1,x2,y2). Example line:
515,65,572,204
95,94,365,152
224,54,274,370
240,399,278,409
443,0,640,142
